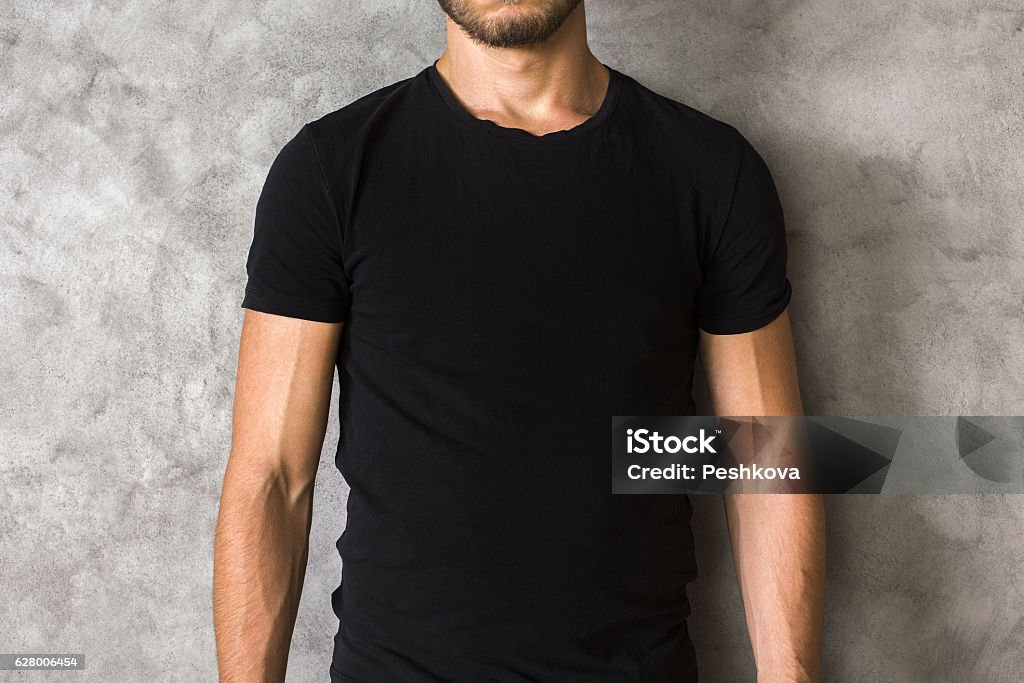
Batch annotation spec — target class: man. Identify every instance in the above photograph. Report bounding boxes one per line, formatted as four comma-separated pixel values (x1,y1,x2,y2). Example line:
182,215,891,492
213,1,826,681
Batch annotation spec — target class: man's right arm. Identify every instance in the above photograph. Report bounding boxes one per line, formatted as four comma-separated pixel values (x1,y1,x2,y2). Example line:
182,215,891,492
213,310,342,682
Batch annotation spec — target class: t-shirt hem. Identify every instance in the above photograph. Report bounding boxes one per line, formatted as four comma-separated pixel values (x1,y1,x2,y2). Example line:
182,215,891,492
241,287,348,324
329,669,362,683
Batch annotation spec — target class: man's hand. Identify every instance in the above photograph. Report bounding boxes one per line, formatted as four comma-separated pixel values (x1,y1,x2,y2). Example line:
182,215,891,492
699,309,826,683
213,311,342,682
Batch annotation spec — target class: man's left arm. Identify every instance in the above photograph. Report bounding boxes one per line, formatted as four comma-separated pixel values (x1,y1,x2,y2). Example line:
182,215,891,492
699,308,826,683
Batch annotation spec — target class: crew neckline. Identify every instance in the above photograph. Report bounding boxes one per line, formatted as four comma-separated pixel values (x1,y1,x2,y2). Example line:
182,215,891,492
425,59,623,144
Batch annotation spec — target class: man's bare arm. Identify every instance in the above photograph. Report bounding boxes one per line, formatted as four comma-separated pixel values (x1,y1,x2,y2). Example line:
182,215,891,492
699,309,826,683
213,310,342,682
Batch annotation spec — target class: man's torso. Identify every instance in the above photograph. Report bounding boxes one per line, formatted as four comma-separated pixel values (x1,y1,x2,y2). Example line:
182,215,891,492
282,63,753,682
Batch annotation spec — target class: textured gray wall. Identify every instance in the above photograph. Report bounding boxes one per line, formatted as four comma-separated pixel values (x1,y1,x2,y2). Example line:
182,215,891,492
2,1,1022,681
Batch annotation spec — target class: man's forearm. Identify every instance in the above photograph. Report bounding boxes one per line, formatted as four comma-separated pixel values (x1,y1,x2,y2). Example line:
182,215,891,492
724,492,826,683
213,461,315,682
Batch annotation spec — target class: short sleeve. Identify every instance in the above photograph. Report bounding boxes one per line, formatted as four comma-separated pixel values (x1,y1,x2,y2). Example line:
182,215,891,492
695,133,792,335
241,124,351,323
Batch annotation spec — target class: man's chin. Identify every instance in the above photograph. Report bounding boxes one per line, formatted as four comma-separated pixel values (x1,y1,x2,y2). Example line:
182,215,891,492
438,0,582,49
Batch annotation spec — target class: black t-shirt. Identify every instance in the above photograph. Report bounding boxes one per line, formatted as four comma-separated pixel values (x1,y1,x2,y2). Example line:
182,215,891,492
241,60,791,683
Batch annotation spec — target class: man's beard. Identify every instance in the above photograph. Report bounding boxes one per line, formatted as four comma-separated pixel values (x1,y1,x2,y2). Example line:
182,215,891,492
436,0,583,48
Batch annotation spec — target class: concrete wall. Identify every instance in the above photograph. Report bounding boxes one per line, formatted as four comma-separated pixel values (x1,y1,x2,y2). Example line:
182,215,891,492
2,1,1022,680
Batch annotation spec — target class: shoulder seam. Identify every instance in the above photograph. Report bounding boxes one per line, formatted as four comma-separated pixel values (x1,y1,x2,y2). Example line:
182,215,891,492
302,123,346,256
705,126,746,267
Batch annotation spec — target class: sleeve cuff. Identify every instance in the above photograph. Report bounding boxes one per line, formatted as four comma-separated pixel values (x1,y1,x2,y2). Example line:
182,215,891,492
696,280,792,335
241,287,348,324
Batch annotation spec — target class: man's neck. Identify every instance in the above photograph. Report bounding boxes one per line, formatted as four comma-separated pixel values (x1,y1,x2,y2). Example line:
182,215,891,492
434,6,609,136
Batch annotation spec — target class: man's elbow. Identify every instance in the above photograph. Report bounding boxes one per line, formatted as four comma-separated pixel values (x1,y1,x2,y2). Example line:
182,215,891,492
221,447,318,512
